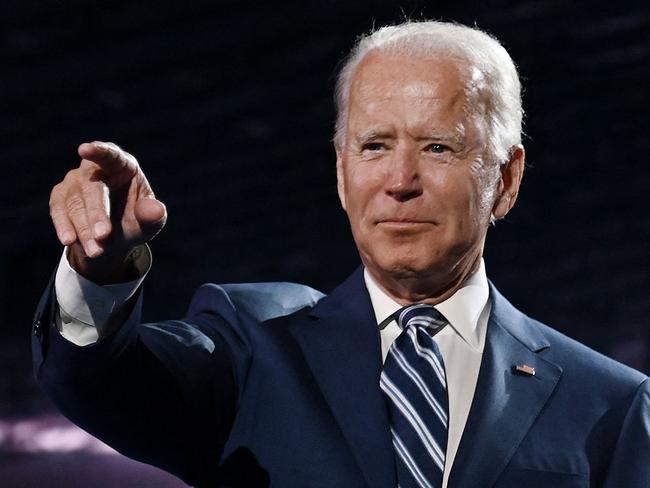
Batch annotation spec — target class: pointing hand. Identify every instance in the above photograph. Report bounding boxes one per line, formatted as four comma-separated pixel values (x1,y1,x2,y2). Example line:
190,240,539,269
49,141,167,282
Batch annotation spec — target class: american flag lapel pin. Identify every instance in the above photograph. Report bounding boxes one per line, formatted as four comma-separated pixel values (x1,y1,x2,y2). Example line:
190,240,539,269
513,364,536,376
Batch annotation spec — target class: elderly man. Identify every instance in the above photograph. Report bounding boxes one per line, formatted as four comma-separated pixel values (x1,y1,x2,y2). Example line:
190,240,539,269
35,21,648,488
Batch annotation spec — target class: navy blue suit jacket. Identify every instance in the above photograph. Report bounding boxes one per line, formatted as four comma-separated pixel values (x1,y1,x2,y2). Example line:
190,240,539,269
33,267,649,487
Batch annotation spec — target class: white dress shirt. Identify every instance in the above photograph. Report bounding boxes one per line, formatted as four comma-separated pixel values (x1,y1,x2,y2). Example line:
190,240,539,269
56,249,490,487
54,246,150,345
364,263,490,488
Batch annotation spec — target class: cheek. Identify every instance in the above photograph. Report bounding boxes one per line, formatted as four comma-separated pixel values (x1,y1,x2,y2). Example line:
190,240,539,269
345,166,383,212
429,169,486,223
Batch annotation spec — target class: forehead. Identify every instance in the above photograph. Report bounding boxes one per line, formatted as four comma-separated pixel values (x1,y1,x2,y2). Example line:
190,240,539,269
349,52,470,107
345,52,483,142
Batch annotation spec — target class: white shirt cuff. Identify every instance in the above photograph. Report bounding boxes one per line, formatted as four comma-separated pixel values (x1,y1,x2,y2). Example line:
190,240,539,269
55,245,151,345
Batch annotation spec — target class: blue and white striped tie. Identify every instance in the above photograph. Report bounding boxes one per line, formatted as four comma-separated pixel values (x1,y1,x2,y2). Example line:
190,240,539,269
380,304,449,488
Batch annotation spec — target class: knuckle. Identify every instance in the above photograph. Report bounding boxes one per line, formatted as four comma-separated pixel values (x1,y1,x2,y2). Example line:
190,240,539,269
118,150,138,173
65,194,85,215
63,168,79,182
49,201,60,218
124,150,137,164
103,141,121,151
86,204,105,218
84,185,109,211
103,142,121,159
49,184,61,207
50,181,72,209
75,222,92,239
80,179,102,195
80,160,102,176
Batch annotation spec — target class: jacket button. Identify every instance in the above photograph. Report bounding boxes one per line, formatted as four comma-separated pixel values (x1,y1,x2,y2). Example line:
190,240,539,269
33,319,42,337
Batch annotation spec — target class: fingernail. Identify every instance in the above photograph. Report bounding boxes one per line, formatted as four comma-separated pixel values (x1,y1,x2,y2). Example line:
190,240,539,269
61,231,75,244
86,240,101,257
94,222,109,237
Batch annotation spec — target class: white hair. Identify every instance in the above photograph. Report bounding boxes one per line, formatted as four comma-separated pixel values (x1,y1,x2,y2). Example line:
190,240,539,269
333,21,523,167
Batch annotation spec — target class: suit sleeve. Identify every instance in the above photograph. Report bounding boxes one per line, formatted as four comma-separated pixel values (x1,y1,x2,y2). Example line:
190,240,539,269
32,278,252,487
602,377,650,487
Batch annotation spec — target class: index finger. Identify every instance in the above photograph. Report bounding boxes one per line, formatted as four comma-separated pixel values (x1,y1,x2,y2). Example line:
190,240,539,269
78,141,138,179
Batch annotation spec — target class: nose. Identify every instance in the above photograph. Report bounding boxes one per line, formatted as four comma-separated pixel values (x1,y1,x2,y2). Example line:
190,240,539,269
384,147,423,202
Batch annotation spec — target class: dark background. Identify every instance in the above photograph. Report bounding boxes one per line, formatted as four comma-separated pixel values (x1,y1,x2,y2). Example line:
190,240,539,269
1,1,648,486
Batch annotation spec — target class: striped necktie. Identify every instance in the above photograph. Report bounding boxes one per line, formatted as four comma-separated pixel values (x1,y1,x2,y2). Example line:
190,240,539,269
380,304,449,488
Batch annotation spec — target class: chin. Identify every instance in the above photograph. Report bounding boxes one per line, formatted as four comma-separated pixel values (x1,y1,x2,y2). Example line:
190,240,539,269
366,250,437,281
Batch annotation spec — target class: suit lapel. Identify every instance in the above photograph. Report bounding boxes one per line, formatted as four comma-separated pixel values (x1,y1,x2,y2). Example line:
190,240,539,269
291,272,561,488
448,284,562,488
291,267,396,488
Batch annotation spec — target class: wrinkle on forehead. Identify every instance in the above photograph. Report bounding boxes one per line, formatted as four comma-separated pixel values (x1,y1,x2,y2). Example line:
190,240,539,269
351,85,471,138
353,69,464,97
350,53,472,109
399,78,448,100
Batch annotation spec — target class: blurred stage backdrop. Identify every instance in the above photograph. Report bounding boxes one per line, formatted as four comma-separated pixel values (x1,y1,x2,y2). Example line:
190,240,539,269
1,1,648,486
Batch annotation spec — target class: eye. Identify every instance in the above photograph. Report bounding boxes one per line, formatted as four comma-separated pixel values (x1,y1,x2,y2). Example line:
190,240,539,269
361,142,385,152
426,144,449,154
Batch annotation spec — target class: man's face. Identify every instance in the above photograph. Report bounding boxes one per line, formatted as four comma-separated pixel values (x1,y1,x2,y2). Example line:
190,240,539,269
336,53,501,299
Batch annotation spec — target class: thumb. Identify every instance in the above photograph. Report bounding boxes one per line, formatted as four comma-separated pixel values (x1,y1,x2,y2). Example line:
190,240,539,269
134,198,167,241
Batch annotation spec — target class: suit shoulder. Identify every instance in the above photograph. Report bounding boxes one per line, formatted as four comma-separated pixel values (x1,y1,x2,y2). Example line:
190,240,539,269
187,281,325,323
489,284,646,390
529,317,647,389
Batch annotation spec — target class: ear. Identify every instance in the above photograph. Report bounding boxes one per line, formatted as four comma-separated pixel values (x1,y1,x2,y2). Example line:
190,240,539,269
335,149,347,211
492,144,525,220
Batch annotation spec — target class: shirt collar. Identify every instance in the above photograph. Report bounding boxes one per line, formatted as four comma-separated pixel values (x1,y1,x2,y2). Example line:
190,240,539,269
363,259,489,351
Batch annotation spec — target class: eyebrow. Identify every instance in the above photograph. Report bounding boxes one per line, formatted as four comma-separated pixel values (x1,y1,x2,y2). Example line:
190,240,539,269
417,122,467,144
353,127,467,146
414,133,465,145
354,130,395,143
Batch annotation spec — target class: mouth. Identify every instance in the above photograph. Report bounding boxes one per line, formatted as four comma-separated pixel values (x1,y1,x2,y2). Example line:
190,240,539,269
376,219,436,229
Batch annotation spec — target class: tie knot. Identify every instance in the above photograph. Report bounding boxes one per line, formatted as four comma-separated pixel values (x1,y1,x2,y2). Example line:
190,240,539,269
395,304,448,334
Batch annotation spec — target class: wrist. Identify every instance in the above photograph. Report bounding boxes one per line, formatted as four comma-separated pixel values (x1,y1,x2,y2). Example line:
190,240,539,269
67,244,143,285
